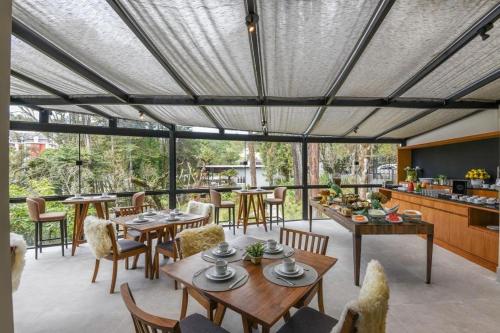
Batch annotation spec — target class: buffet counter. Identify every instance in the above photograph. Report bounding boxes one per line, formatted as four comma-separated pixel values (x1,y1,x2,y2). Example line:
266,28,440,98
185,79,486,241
379,188,499,271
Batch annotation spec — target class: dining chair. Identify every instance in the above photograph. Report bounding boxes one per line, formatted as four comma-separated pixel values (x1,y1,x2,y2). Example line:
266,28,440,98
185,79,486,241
173,224,225,323
280,227,329,313
153,216,209,280
26,197,68,259
278,260,389,333
114,191,152,217
185,200,214,223
85,217,148,293
120,283,229,333
210,189,235,234
265,187,287,229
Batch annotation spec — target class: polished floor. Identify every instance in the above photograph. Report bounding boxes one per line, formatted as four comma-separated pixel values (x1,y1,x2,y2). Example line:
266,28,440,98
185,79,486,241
13,219,500,333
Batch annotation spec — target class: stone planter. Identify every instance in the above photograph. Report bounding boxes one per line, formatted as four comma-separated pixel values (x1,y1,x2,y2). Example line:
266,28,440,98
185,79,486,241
249,254,262,265
470,179,484,188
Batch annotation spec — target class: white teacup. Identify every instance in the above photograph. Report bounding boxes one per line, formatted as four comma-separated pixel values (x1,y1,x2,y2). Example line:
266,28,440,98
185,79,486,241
169,212,176,220
173,208,179,214
283,257,296,273
138,213,145,220
215,259,228,276
267,239,277,250
218,242,229,253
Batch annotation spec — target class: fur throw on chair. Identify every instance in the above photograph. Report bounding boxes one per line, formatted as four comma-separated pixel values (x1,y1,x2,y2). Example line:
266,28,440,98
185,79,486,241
186,200,215,223
84,216,119,258
10,233,27,292
333,260,389,333
177,224,225,258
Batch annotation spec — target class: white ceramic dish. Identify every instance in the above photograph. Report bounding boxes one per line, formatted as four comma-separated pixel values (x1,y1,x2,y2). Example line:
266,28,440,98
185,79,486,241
211,247,237,257
274,264,304,278
205,266,236,281
264,244,284,254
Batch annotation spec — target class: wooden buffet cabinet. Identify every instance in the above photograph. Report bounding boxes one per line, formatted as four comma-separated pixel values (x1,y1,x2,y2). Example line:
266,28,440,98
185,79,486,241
380,188,499,271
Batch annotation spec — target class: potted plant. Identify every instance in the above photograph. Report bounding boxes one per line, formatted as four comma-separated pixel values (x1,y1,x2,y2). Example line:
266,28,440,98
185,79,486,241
246,242,265,264
465,168,490,188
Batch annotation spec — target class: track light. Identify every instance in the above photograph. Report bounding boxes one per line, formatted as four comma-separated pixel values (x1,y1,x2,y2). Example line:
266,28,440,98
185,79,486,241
479,22,493,41
353,126,359,134
246,13,259,33
139,110,144,120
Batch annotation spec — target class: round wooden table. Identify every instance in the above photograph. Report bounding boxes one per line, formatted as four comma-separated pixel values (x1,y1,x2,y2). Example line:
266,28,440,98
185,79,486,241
233,190,272,234
63,195,117,256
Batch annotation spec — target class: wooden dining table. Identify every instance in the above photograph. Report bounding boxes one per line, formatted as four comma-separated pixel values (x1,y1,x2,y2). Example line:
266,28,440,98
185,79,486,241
233,190,273,234
111,210,205,279
309,200,434,286
63,195,116,256
161,236,337,333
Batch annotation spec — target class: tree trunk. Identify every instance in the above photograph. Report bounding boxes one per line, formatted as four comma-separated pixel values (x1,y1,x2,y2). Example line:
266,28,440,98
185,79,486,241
291,143,302,201
248,142,257,187
358,144,371,199
308,143,320,197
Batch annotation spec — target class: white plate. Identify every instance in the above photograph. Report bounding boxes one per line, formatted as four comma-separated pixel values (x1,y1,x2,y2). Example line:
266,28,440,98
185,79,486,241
143,212,157,216
212,247,237,257
205,267,236,281
264,244,283,254
131,218,151,224
274,264,304,278
166,217,179,222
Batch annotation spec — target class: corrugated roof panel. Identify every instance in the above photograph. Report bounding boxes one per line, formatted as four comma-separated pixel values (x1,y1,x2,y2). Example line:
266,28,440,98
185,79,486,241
463,78,500,100
312,107,374,136
268,107,317,134
207,106,261,132
10,76,51,95
146,105,214,128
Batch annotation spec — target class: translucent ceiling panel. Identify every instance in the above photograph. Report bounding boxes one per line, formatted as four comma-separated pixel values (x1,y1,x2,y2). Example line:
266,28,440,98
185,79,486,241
463,79,500,100
383,109,478,138
92,105,143,120
312,107,374,136
207,107,261,132
11,37,107,95
259,0,378,97
10,76,51,95
268,107,317,134
146,106,214,128
338,0,497,97
120,0,257,96
403,23,500,99
348,108,427,137
13,0,185,95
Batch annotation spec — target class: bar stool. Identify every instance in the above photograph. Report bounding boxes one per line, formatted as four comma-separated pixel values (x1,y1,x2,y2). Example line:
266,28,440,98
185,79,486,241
265,187,287,229
210,189,235,234
26,197,68,259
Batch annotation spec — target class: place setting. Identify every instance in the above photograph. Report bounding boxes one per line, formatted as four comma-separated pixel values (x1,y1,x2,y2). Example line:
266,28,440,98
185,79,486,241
192,259,249,292
263,256,318,287
126,213,153,225
261,239,295,259
201,241,245,263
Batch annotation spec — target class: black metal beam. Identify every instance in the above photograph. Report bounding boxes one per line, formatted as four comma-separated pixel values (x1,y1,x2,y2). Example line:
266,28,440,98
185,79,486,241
245,0,267,133
306,136,403,144
373,108,439,139
301,138,308,220
388,3,500,99
404,109,487,141
38,109,50,123
342,108,381,136
169,128,177,209
11,95,498,109
11,70,115,120
304,0,395,135
12,18,130,103
105,0,222,130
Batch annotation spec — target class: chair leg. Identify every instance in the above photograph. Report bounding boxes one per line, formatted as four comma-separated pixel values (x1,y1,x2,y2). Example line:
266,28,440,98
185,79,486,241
269,204,273,230
232,207,236,235
91,259,100,283
215,207,219,225
180,287,188,320
282,203,285,228
283,310,291,322
38,223,43,253
60,220,65,256
110,259,118,294
317,279,325,313
214,303,227,326
125,257,129,270
34,222,39,260
64,218,68,249
154,249,160,279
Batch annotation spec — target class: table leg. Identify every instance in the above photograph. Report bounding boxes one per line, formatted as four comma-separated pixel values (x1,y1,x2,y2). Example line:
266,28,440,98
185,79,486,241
71,203,81,256
426,233,433,284
94,202,105,219
261,325,270,333
353,233,362,286
243,195,248,234
146,232,152,279
257,194,268,232
241,315,252,333
237,194,243,228
104,202,109,220
214,304,227,326
308,204,312,232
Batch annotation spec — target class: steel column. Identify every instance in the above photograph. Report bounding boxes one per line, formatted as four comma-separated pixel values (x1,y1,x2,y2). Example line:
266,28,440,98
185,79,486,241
301,138,309,221
169,129,177,209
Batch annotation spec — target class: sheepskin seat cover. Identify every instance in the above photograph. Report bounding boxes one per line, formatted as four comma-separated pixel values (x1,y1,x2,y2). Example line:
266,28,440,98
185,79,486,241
177,224,225,258
186,200,215,223
333,260,389,333
84,216,119,259
10,233,27,292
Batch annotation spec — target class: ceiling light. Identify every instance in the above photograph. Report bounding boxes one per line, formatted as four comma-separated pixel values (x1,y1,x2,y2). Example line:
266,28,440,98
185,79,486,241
246,13,259,33
139,111,144,120
479,22,493,41
353,126,359,134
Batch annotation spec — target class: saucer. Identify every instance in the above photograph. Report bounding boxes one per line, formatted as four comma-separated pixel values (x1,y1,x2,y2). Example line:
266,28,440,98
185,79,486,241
274,264,304,278
166,217,180,222
129,218,151,224
264,244,283,254
212,247,237,257
143,211,157,217
205,267,236,281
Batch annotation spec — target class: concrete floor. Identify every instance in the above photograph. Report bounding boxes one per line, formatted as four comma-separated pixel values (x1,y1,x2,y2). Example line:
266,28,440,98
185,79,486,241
12,219,500,333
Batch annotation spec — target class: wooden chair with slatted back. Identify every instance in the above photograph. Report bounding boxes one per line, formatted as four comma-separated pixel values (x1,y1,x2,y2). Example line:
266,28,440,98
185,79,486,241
280,227,329,314
120,283,229,333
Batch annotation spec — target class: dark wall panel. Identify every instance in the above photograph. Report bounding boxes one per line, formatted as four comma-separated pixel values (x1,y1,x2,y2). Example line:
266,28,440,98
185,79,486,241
412,138,499,181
